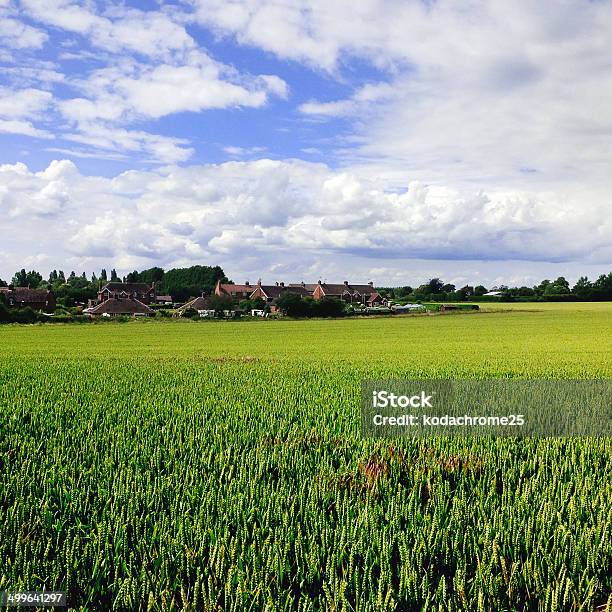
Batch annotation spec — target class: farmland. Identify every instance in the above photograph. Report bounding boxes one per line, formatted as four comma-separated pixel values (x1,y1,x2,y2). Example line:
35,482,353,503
0,303,611,610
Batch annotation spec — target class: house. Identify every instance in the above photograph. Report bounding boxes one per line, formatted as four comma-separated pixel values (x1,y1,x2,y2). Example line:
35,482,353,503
175,296,209,315
312,281,383,306
288,282,318,295
96,281,157,305
85,296,153,317
215,281,254,300
0,286,56,312
248,281,310,311
156,295,173,305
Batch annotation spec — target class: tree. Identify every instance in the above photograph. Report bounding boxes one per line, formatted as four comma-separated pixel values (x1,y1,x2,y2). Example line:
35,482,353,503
239,297,266,311
137,267,165,284
427,278,445,294
58,271,66,283
206,294,233,316
592,273,612,300
161,265,227,302
12,269,42,288
572,276,592,299
100,269,107,281
474,285,488,296
312,297,345,317
0,277,7,288
110,269,119,281
275,292,310,317
543,276,570,296
457,285,474,299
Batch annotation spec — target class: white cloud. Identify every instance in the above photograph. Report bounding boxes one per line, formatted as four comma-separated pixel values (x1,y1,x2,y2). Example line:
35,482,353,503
0,87,53,119
20,0,194,59
59,52,287,124
64,124,193,164
0,16,48,49
299,83,394,117
194,0,612,194
8,1,287,163
0,159,609,286
0,118,52,138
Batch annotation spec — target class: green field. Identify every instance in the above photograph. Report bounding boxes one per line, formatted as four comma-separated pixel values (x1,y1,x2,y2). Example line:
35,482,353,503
1,304,611,610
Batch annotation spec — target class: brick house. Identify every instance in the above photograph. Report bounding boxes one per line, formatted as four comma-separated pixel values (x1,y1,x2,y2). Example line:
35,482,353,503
312,281,384,306
0,286,56,312
215,281,255,300
248,281,310,311
96,281,157,305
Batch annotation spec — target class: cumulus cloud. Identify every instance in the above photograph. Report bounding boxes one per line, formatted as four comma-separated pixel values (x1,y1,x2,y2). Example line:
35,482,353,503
195,0,612,193
2,2,287,162
0,159,609,285
59,51,286,123
0,16,47,49
20,0,194,59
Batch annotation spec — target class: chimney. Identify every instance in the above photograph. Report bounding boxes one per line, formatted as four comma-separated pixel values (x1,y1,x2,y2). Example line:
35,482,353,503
344,280,349,286
368,281,373,287
280,282,285,287
275,281,279,286
317,280,322,285
257,279,262,286
245,281,250,286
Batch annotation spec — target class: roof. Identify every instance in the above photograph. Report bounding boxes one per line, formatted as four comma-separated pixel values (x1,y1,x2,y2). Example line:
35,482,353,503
87,297,153,315
156,295,172,302
177,296,209,312
317,282,376,296
217,283,253,295
100,282,153,293
252,285,310,299
0,287,52,303
288,283,318,292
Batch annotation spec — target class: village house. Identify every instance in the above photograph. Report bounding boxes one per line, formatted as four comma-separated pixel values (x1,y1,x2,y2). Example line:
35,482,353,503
0,286,56,312
175,295,209,316
311,281,384,306
214,281,255,300
96,281,157,304
85,295,153,317
248,281,310,311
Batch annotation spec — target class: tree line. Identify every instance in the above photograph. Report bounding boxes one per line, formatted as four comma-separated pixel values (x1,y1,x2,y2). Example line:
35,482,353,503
0,265,228,306
1,267,611,307
378,274,612,302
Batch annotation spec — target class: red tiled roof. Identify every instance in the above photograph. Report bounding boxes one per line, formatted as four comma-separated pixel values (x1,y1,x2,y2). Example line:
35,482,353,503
218,283,253,295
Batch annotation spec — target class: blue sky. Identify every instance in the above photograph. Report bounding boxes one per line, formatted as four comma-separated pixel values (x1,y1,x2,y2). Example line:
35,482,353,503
1,0,611,286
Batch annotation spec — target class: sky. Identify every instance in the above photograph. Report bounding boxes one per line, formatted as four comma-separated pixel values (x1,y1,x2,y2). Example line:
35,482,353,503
0,0,611,288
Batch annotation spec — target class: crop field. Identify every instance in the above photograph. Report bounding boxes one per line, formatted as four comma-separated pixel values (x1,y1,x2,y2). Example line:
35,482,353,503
0,303,611,610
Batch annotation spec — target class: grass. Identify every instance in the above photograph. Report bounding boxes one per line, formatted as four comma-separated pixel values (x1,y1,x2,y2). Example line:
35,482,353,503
0,303,610,609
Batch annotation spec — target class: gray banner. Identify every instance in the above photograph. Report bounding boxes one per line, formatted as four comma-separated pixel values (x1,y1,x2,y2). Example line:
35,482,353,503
361,379,611,437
